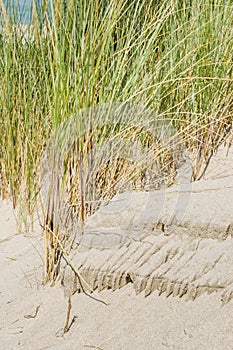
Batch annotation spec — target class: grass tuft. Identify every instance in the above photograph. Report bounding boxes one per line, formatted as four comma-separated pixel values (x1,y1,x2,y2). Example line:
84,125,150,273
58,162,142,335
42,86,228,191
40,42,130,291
0,0,232,279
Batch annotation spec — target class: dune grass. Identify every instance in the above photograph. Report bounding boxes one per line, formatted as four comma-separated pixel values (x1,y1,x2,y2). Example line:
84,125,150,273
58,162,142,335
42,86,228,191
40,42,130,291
0,0,232,278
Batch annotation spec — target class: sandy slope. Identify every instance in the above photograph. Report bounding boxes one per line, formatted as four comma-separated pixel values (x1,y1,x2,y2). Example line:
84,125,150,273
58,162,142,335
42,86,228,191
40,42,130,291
1,144,233,349
0,205,233,350
62,144,233,304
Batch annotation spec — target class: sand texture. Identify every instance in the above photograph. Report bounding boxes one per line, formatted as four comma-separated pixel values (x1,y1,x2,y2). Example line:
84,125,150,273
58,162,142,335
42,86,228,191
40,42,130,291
62,146,233,302
1,143,233,349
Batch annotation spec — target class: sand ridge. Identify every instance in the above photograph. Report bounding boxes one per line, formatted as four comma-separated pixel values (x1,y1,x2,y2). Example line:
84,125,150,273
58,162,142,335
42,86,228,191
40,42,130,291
1,143,233,349
62,145,233,304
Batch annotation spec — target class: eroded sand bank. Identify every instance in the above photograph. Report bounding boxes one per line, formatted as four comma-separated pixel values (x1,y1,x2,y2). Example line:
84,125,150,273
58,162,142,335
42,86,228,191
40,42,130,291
1,144,233,349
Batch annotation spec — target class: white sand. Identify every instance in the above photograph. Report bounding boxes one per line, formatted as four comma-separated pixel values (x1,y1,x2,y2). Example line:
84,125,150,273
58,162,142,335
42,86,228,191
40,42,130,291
1,204,233,350
1,144,233,349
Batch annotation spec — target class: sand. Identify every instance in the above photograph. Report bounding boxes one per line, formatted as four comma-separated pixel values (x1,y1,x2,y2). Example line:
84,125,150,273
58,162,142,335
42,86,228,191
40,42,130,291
1,143,233,349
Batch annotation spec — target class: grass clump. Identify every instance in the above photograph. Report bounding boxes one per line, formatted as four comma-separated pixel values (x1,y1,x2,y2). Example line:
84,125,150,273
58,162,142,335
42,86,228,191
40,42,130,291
0,0,232,279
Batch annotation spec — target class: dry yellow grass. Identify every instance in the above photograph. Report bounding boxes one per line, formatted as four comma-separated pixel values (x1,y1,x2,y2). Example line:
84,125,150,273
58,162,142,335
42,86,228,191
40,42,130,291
0,0,10,34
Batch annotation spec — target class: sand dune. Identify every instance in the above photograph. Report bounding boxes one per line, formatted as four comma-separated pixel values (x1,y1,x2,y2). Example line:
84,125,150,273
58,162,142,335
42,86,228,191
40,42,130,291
1,143,233,349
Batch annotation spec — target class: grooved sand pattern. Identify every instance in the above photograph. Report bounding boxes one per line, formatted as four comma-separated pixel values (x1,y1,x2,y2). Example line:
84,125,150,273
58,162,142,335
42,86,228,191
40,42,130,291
62,232,233,303
62,145,233,303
